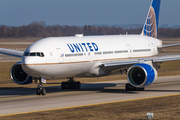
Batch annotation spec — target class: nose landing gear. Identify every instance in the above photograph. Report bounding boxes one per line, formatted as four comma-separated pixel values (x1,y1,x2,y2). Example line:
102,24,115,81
36,78,46,95
61,77,81,89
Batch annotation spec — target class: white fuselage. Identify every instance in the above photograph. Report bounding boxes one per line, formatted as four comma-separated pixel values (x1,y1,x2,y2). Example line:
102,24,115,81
21,35,162,79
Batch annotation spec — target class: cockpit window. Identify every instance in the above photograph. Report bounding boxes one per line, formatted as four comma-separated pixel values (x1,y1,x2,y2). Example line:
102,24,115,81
24,52,45,57
30,52,36,56
23,52,29,56
37,53,41,57
40,52,44,57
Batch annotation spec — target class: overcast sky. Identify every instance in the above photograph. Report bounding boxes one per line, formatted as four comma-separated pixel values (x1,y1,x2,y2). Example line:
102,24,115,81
0,0,179,26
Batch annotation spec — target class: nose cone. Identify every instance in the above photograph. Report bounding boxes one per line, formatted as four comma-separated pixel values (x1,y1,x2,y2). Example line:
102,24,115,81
22,57,34,75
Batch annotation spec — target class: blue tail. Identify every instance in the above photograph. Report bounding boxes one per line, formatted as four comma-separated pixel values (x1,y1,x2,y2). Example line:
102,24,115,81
141,0,161,38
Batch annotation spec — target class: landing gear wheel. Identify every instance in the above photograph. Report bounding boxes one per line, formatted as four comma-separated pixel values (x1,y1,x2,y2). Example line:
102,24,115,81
42,88,46,95
61,82,65,89
74,82,78,89
125,83,130,91
36,88,46,95
36,88,41,95
137,87,144,91
61,78,81,90
36,78,46,95
69,82,74,89
77,81,81,89
125,83,145,91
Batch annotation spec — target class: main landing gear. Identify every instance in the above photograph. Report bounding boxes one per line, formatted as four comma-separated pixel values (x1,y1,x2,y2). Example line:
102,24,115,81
125,83,145,91
61,77,81,89
36,79,46,95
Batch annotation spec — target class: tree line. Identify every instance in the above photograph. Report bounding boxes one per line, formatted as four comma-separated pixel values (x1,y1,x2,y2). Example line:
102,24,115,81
0,21,179,38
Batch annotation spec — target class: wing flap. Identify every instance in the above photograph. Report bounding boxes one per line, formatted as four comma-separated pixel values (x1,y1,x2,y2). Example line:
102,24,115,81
104,59,139,67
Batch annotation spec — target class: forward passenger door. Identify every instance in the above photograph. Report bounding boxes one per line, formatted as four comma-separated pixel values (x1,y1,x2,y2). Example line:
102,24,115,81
56,48,64,63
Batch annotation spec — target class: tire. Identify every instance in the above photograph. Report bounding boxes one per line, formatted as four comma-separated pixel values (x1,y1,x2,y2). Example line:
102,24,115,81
36,88,41,95
65,82,69,89
141,87,145,91
125,83,132,91
135,87,145,91
74,82,78,89
61,82,65,89
77,81,81,89
42,88,46,95
139,87,145,91
125,84,129,91
69,82,74,89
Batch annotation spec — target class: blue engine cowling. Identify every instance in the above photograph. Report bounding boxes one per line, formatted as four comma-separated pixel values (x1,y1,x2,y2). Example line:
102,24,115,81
10,62,33,84
127,63,157,87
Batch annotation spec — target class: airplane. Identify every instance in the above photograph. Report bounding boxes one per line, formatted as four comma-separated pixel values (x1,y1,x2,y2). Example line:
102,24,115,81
1,0,180,95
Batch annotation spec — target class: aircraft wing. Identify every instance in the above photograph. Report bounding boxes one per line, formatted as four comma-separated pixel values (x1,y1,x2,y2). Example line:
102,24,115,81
102,54,180,68
0,48,24,58
158,43,180,48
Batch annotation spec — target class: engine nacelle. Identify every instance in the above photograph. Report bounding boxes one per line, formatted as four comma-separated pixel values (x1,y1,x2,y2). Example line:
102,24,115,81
127,63,157,87
10,62,33,85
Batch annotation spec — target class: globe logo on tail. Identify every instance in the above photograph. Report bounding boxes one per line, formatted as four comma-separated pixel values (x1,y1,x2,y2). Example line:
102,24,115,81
142,6,157,38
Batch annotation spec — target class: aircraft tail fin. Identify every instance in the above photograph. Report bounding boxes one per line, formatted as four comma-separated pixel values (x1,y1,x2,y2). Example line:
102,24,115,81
141,0,161,38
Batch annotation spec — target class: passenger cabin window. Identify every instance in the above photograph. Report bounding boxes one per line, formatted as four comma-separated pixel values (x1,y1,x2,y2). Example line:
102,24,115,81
103,51,113,54
114,50,128,54
94,52,102,55
23,52,45,57
65,53,83,57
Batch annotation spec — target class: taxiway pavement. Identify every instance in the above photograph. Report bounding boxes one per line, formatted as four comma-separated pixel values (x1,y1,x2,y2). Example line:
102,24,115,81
0,76,180,116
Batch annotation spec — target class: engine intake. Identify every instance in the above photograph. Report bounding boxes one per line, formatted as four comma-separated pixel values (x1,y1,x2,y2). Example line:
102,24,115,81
127,63,157,87
10,62,32,84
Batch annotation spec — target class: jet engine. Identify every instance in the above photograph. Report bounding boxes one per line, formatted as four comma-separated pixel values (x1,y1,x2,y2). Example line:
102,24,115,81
127,63,157,88
10,62,32,84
